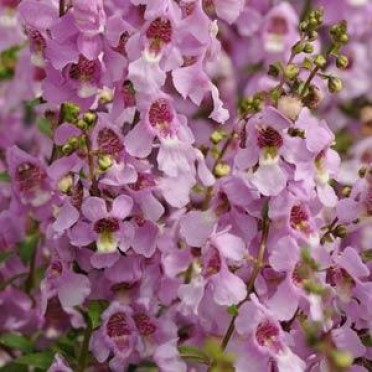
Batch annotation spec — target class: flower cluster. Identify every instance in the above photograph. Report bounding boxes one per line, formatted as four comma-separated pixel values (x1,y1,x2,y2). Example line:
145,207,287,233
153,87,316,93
0,1,371,371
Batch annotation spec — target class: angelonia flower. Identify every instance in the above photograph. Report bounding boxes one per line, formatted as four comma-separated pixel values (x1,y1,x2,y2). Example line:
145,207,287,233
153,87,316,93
0,1,371,372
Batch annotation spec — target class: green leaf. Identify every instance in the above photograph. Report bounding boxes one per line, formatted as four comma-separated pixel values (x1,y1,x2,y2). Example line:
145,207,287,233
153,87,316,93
37,117,53,138
0,171,10,182
0,333,34,353
178,344,209,364
12,352,54,370
87,300,109,329
0,362,28,372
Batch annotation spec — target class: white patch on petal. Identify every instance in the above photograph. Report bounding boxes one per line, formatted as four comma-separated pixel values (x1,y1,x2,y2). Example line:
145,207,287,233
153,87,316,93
265,35,285,53
97,231,118,253
31,53,45,67
79,83,97,98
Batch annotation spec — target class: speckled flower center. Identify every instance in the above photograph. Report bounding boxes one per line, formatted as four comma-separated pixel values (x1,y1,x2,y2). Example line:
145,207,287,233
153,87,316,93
291,261,310,287
122,80,136,108
290,205,309,231
15,162,45,192
71,181,83,209
326,267,355,287
97,128,124,157
69,56,96,82
114,32,130,56
146,17,172,43
27,28,46,53
203,248,221,277
257,127,283,149
133,313,157,336
49,261,63,278
94,217,120,233
255,319,281,352
106,312,132,338
148,99,174,136
267,16,288,35
129,174,155,191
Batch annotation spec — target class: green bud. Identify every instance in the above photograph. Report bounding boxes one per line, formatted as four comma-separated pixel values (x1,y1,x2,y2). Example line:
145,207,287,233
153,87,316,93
284,64,300,80
210,130,225,144
62,143,73,155
68,136,79,149
299,21,308,32
307,30,318,42
314,55,327,68
62,102,80,123
98,155,113,171
308,16,318,29
83,111,97,125
330,350,353,369
328,76,343,93
76,119,88,130
214,163,231,178
339,33,349,44
336,55,349,69
303,43,314,54
292,41,304,54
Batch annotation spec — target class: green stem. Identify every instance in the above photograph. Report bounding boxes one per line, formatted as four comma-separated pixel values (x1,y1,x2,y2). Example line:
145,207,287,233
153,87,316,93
24,241,38,294
220,213,270,351
300,0,313,21
300,65,320,97
49,103,65,165
84,132,100,196
77,316,93,372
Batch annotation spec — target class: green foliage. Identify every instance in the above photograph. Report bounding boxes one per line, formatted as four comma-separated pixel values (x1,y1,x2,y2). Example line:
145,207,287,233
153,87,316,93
11,352,54,370
0,333,34,353
87,300,109,330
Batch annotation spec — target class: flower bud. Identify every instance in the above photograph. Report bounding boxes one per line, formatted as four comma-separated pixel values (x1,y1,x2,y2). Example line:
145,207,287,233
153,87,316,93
328,77,343,93
214,162,231,177
62,143,73,155
303,43,314,53
83,112,97,126
62,102,80,124
76,119,88,130
211,130,226,144
314,55,327,68
336,55,349,69
339,33,349,44
68,136,79,149
307,31,318,42
303,85,324,110
284,64,299,80
291,41,304,54
278,95,303,121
